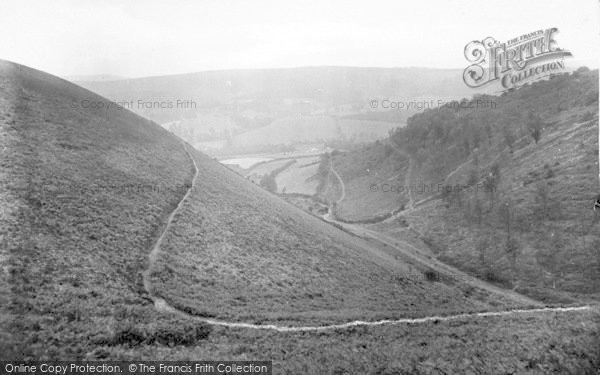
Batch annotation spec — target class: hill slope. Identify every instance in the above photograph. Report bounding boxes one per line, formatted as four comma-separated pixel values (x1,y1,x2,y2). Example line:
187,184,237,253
0,60,198,358
321,68,600,303
1,61,599,373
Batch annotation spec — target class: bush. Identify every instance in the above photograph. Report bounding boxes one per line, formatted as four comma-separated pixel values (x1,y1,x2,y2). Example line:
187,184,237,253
259,174,277,193
112,319,212,347
112,323,146,347
581,110,595,122
152,322,212,346
482,267,510,286
423,269,440,282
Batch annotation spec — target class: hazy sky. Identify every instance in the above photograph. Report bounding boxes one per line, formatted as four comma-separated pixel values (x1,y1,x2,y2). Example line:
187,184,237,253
1,0,598,77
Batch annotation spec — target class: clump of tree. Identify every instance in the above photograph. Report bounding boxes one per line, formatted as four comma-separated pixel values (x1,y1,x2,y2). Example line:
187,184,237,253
317,153,331,178
535,230,564,289
497,199,521,272
315,153,333,194
259,173,277,193
476,236,489,269
526,111,544,144
482,163,500,209
466,168,479,186
423,269,440,282
533,181,562,223
441,185,463,209
471,198,483,226
387,70,598,191
580,110,595,122
503,127,516,153
259,160,296,193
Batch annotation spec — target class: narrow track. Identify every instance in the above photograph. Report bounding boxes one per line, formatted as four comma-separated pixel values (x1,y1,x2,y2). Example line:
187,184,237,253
155,299,593,332
330,157,345,204
142,142,199,302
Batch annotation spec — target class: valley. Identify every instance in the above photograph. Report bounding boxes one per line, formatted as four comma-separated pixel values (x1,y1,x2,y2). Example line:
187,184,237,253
1,60,599,374
3,0,600,372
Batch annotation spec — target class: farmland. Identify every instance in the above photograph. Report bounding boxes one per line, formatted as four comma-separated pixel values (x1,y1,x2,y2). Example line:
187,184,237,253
276,157,320,195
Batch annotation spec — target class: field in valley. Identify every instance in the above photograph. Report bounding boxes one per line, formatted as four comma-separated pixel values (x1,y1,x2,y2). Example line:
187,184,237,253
275,157,320,195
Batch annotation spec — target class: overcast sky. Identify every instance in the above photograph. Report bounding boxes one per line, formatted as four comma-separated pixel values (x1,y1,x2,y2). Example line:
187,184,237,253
1,0,598,78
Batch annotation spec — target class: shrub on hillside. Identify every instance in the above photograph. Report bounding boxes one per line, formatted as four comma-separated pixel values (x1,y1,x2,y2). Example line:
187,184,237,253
423,269,440,282
112,319,212,347
581,110,595,122
526,112,544,144
482,267,509,285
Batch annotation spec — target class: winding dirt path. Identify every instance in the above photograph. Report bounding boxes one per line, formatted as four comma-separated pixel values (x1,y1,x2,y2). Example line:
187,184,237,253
330,156,345,204
142,142,595,332
142,142,199,305
405,158,414,210
155,299,592,332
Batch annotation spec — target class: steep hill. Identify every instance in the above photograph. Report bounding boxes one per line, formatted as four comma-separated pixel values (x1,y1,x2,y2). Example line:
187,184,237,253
321,68,600,303
0,60,196,358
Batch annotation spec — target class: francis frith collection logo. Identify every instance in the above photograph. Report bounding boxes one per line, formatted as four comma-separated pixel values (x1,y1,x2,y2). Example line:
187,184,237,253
463,27,572,90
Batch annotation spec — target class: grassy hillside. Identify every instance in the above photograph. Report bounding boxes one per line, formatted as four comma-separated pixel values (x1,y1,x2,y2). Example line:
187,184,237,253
3,61,599,373
112,308,600,374
0,60,207,359
322,68,600,302
323,142,411,221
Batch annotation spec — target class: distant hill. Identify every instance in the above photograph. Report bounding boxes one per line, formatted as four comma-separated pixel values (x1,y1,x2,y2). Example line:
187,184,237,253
77,67,484,154
229,115,399,149
64,74,127,82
